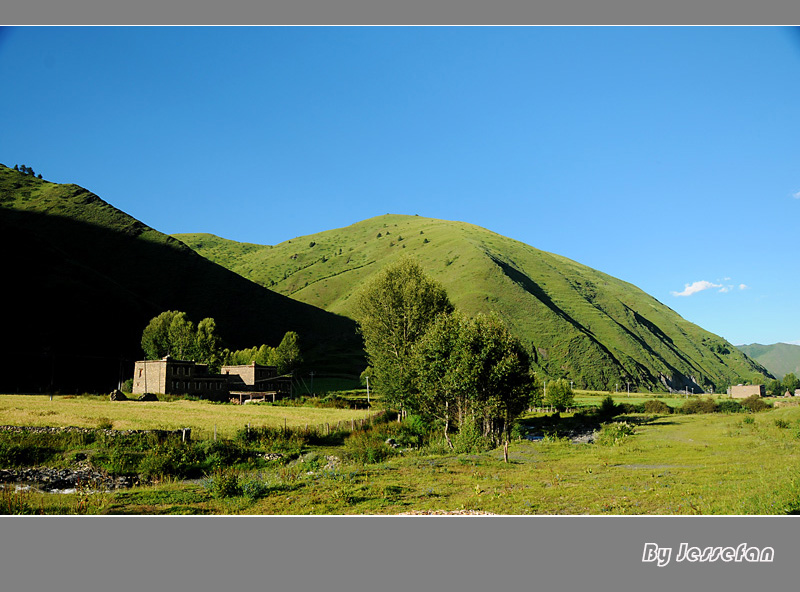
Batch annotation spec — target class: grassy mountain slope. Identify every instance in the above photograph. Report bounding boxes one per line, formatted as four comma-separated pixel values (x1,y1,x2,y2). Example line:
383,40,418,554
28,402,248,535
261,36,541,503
176,214,768,392
0,164,362,392
737,343,800,380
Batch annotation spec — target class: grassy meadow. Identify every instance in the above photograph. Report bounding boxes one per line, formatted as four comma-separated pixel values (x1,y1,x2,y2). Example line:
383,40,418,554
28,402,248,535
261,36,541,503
3,392,800,515
0,395,372,439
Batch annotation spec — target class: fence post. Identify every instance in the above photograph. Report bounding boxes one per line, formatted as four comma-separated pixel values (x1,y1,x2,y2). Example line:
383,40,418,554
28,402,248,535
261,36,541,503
214,424,217,441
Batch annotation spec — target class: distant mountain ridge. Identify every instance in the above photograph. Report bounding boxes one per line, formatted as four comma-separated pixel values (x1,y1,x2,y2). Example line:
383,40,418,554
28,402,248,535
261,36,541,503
0,164,361,392
736,343,800,380
175,214,770,392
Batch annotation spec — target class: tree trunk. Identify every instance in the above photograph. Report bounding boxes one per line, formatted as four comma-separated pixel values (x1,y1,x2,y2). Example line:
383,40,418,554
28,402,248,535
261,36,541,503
444,401,454,450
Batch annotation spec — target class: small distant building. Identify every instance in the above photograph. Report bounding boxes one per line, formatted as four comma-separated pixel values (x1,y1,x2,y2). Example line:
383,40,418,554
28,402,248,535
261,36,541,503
795,389,800,397
728,384,765,399
132,357,291,400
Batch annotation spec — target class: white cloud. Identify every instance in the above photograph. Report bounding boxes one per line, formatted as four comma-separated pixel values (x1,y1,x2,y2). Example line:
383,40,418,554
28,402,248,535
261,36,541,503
718,286,731,293
794,191,800,199
671,280,722,297
739,284,749,290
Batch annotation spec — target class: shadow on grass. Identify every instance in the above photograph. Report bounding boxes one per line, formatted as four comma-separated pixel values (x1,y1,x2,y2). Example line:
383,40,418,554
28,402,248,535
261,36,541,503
519,409,676,440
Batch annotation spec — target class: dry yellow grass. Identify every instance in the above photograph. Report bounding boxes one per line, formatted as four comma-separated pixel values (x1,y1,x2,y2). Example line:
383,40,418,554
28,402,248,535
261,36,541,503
0,395,373,439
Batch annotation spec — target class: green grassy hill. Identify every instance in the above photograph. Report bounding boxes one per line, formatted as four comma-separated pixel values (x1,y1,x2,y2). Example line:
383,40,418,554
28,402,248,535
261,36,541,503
737,343,800,380
0,164,362,392
175,214,768,392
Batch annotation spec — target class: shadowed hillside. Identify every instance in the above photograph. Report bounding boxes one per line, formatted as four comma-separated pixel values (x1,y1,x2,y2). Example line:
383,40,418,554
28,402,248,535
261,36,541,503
0,165,362,392
177,214,769,392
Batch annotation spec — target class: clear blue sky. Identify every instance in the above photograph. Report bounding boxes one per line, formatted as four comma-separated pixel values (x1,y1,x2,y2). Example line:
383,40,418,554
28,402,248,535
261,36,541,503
2,27,799,347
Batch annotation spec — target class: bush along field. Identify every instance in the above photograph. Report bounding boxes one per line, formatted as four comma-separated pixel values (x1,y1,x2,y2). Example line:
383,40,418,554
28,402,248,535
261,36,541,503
2,393,800,515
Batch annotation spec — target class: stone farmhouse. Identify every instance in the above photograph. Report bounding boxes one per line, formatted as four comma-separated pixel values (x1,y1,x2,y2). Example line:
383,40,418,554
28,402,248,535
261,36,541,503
727,384,765,398
132,357,291,401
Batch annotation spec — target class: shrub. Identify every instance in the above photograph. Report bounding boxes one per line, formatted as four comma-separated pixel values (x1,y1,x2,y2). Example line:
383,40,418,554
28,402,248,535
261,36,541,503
617,402,645,414
0,441,56,468
595,422,636,446
510,421,527,441
96,417,113,430
717,399,744,414
100,446,141,475
545,379,574,411
599,396,618,417
240,475,270,501
138,442,203,480
404,414,429,437
679,397,718,414
451,421,492,454
377,417,429,448
742,416,755,425
644,399,672,414
235,426,305,452
740,395,772,413
343,430,394,464
206,469,242,499
774,419,791,429
200,440,249,469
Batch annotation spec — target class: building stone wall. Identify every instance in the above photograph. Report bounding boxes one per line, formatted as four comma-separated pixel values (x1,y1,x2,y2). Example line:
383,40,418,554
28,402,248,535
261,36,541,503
133,358,290,398
729,384,765,399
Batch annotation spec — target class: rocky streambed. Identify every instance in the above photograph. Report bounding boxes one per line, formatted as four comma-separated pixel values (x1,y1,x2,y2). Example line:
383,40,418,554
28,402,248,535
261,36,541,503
0,465,136,493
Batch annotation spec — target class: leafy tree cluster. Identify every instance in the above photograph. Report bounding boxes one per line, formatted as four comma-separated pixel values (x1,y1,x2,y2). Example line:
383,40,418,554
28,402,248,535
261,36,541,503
141,311,302,374
543,378,575,411
14,164,42,178
355,258,538,448
413,311,537,448
768,372,799,397
226,331,302,375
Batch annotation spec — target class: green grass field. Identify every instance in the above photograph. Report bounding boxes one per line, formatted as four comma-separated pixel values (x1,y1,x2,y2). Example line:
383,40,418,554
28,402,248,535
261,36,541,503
0,395,374,440
3,394,800,515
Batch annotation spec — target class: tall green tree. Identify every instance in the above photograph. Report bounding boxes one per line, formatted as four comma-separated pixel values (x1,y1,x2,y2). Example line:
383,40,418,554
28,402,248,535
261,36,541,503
168,312,197,359
273,331,302,374
254,344,274,366
544,378,574,411
195,317,223,371
767,378,784,398
782,372,799,394
413,312,534,446
354,257,454,411
141,310,181,359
